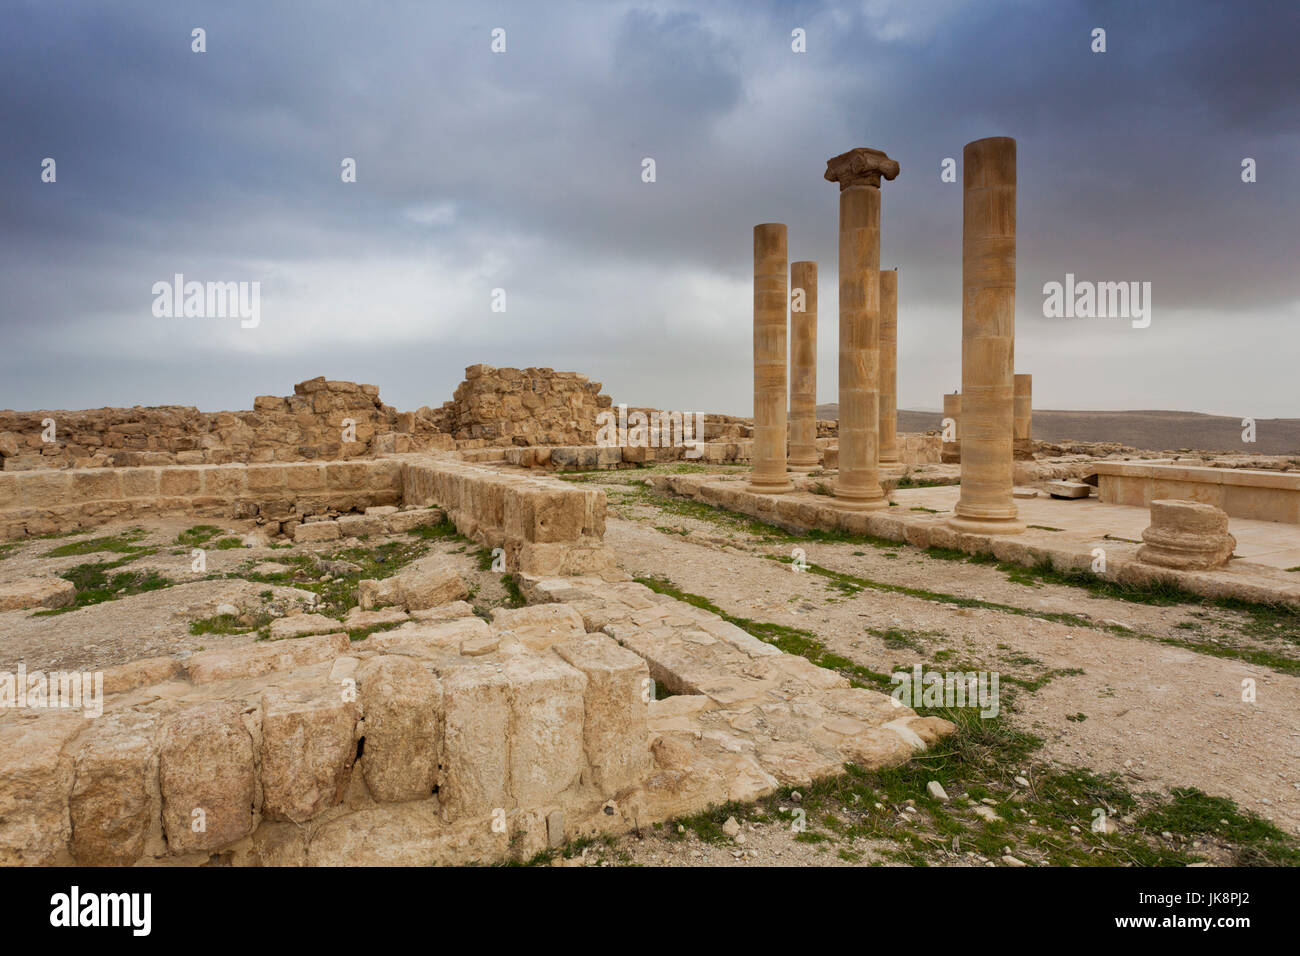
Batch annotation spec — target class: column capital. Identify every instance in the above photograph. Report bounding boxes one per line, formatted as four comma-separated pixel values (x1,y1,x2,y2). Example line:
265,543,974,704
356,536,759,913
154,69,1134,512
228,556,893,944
824,147,900,190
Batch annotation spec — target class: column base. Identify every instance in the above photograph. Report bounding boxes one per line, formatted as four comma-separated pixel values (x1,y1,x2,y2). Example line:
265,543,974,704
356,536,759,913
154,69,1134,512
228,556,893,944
831,488,890,511
787,456,821,472
946,512,1025,535
746,478,795,495
879,454,900,464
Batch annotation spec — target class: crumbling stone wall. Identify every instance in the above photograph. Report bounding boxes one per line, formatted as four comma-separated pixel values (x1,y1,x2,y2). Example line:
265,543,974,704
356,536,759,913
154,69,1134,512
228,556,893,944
439,365,613,446
0,377,452,471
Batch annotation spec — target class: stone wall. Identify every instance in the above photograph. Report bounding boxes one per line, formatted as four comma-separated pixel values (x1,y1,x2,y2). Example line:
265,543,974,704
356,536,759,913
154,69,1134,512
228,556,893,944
401,458,615,576
439,365,613,446
0,460,403,539
0,377,453,471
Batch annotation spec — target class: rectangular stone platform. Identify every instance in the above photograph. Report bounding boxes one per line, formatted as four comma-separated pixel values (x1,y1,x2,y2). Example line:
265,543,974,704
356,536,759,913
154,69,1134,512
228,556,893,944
649,474,1300,608
1092,461,1300,524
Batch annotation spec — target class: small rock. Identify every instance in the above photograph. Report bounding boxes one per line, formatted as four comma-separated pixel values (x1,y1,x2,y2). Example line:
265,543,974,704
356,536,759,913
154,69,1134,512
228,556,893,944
215,603,239,617
927,781,950,802
1014,775,1030,787
1001,854,1028,867
722,816,741,838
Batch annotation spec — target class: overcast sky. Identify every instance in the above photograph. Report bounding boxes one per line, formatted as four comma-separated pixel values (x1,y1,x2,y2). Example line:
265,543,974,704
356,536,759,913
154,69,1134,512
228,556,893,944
2,0,1297,417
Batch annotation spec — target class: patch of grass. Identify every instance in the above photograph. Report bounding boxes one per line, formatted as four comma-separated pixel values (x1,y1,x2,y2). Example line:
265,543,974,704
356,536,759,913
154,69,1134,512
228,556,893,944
35,556,172,614
175,525,224,547
211,536,246,550
635,574,894,690
44,528,152,558
1136,787,1300,866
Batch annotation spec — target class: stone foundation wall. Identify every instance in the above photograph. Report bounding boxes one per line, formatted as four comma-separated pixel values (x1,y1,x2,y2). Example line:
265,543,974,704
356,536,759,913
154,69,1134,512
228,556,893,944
401,458,615,576
439,365,613,445
0,377,452,472
0,460,403,540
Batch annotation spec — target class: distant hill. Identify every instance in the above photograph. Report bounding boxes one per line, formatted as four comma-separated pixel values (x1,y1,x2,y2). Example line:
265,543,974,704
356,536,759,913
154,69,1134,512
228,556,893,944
814,405,1300,456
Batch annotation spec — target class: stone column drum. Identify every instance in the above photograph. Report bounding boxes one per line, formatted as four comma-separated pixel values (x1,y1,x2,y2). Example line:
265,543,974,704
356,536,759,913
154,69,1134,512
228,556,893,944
788,260,821,471
949,137,1023,534
824,147,899,510
941,392,962,464
879,269,899,463
747,223,794,494
1013,372,1033,460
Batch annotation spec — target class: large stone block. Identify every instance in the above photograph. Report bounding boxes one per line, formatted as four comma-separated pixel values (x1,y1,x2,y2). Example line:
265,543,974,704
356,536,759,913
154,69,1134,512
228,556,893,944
490,603,586,651
158,702,256,853
357,656,443,802
358,555,467,611
69,712,160,865
554,635,651,793
261,684,358,823
503,654,587,807
0,714,81,865
186,632,349,684
440,662,510,819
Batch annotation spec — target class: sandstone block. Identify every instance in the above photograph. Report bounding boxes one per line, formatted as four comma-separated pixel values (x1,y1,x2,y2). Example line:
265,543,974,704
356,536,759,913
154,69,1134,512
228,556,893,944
358,555,467,611
490,602,587,650
187,632,348,684
293,520,341,543
158,702,256,853
554,635,651,792
338,513,384,537
503,654,587,807
69,712,159,865
261,684,358,823
0,577,76,611
440,663,511,819
357,656,443,802
0,714,81,865
269,612,345,641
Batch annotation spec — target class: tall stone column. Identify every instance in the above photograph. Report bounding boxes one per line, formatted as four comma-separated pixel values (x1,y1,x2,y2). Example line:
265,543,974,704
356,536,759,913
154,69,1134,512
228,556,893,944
949,137,1023,534
879,269,899,463
1013,373,1033,460
824,147,899,510
941,392,961,464
787,260,820,471
747,223,794,494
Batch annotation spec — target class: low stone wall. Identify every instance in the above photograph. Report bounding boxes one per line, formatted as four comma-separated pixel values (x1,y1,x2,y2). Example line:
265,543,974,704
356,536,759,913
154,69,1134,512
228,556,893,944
401,458,616,576
1093,461,1300,524
0,460,403,539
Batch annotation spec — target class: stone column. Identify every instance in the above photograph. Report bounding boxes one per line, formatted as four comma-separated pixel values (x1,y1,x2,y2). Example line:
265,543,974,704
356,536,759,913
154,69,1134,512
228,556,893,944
1013,373,1033,460
787,260,820,471
949,137,1023,534
824,147,899,510
941,392,961,464
747,223,794,494
879,269,899,463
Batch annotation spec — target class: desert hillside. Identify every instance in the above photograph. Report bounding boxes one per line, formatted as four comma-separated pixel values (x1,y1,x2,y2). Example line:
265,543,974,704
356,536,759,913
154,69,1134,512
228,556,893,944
815,404,1300,456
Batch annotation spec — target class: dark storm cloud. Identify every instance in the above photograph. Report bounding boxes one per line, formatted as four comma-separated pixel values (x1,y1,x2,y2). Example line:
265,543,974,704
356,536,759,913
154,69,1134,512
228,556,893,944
0,0,1296,417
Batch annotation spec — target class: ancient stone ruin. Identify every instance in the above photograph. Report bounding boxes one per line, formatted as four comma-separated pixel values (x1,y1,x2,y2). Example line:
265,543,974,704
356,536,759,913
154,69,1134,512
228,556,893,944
3,137,1299,872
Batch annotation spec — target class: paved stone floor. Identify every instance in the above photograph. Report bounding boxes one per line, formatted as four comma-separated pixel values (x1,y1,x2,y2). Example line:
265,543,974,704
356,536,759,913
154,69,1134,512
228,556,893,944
893,486,1300,571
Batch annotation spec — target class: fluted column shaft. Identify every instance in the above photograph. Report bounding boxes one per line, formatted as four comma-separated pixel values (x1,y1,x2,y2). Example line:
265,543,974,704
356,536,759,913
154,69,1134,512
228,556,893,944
950,137,1023,534
879,269,899,463
788,260,820,470
747,223,794,493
